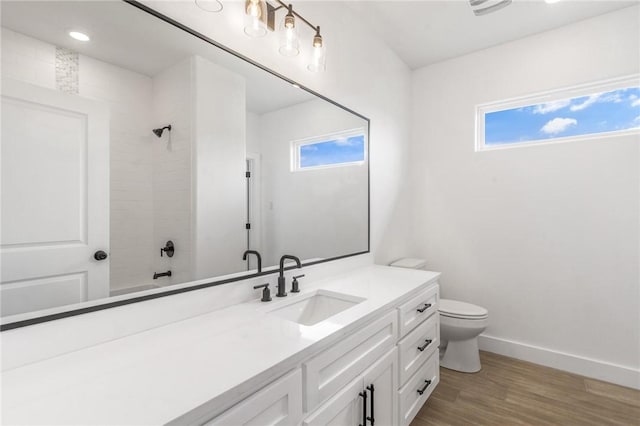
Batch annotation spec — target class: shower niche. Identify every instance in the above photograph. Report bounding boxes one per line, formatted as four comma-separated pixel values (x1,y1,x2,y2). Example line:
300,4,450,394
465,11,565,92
0,0,369,325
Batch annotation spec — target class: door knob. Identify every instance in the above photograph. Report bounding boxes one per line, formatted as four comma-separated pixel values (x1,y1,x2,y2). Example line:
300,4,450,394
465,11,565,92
94,250,108,261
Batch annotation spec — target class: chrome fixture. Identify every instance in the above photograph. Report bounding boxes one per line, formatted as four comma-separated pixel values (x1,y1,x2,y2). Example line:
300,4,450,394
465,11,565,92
152,125,172,138
242,249,262,273
277,254,301,297
469,0,512,16
243,0,325,71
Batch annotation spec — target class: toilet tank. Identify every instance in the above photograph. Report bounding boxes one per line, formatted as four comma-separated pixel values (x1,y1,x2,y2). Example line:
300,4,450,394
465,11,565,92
389,258,427,270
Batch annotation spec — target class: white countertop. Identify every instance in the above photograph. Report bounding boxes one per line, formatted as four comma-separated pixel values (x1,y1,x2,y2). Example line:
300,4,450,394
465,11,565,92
1,265,439,425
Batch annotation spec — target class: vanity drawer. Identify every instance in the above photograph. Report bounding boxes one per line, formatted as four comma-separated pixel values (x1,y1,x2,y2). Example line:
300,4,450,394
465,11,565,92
205,369,303,426
397,352,439,426
397,312,439,386
397,285,438,338
303,310,397,412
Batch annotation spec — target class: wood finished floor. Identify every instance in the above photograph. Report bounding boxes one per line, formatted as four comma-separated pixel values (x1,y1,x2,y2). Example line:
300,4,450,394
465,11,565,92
411,351,640,426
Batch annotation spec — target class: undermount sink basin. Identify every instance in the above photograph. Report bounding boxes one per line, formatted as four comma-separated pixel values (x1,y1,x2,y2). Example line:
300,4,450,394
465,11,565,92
269,290,365,326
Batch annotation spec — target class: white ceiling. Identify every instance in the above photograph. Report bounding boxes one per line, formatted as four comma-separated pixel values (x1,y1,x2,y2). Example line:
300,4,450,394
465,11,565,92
1,1,314,114
345,0,637,70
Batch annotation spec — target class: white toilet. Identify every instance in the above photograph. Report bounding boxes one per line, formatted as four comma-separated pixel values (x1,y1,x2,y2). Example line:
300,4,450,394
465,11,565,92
389,258,489,373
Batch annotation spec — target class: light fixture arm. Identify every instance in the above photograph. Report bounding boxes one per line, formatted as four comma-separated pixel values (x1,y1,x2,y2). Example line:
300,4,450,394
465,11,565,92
269,0,319,33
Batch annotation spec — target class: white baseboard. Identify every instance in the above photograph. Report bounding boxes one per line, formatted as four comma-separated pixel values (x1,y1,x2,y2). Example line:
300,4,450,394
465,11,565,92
478,334,640,390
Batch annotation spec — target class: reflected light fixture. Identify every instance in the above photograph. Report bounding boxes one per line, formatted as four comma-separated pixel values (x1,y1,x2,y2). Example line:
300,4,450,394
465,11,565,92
195,0,223,13
68,31,90,41
279,4,299,57
308,26,326,72
244,0,267,37
242,0,326,71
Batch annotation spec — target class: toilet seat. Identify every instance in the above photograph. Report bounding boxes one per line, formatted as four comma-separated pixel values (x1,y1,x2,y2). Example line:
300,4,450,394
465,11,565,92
439,299,488,320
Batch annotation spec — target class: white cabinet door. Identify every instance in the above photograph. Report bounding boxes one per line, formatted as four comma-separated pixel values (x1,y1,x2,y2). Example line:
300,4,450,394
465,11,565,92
1,79,110,316
303,376,364,426
363,347,398,426
207,369,303,426
304,310,397,411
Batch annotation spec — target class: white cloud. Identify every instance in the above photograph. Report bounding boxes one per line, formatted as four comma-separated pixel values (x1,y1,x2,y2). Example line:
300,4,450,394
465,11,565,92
570,94,601,111
632,98,640,107
533,99,570,114
540,117,578,135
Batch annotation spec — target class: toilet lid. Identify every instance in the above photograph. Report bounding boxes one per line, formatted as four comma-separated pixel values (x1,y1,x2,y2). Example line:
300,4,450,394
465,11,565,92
439,299,488,318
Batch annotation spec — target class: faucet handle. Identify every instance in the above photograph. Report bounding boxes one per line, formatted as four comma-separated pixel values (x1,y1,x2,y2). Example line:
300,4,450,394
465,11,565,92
253,283,272,302
291,274,305,293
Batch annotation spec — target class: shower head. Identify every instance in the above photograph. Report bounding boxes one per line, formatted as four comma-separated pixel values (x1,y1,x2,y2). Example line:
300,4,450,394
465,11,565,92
153,125,172,138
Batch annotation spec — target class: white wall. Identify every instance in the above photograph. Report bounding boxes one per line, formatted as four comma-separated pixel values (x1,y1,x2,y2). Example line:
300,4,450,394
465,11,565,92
80,56,156,293
410,6,640,388
142,0,413,266
192,56,247,279
256,99,368,266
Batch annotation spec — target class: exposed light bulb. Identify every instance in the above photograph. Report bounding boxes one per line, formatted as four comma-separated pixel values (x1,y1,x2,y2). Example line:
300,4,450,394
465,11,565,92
69,31,90,42
244,0,266,37
307,27,326,72
279,4,299,57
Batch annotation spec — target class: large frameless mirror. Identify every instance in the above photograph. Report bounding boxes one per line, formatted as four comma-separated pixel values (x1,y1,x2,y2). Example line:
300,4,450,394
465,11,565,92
0,0,369,328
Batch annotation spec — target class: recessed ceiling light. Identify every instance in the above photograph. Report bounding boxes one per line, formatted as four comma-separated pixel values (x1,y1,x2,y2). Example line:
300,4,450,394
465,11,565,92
69,31,90,42
545,0,561,3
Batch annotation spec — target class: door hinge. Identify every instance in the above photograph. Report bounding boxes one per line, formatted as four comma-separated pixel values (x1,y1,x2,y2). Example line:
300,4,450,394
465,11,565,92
246,223,251,230
245,171,251,178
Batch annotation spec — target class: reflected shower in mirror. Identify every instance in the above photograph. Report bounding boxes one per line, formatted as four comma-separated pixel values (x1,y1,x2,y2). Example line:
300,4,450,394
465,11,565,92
0,0,368,322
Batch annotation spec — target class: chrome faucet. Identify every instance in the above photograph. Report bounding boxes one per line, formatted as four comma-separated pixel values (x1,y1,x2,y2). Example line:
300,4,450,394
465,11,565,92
242,250,262,273
277,255,301,297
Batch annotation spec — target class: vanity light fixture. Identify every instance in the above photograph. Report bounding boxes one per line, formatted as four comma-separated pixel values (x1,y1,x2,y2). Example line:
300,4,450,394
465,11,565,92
243,0,326,71
68,31,90,41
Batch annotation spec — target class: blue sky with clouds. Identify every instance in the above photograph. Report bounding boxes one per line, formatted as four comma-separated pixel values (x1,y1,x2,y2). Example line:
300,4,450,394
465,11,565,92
300,134,365,168
485,87,640,146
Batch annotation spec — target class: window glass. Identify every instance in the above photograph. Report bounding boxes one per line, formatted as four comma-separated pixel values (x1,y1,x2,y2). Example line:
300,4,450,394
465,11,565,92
478,78,639,150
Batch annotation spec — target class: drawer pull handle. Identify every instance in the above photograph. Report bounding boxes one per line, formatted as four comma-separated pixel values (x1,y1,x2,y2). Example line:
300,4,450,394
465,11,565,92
417,303,432,313
358,391,367,426
366,384,375,425
417,339,433,352
417,379,432,395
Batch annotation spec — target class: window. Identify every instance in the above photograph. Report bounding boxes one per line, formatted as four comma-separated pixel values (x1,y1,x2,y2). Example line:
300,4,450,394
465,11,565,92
476,75,640,151
291,128,367,171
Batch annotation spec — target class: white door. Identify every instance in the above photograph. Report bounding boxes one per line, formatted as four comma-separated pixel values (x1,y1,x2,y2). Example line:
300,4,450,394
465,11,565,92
1,79,110,317
363,348,398,426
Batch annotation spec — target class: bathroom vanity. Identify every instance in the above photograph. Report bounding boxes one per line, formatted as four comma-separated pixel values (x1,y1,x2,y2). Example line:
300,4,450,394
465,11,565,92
2,266,440,426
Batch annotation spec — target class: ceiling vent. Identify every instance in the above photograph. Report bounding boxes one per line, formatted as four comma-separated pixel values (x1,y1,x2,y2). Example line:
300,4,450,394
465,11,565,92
469,0,512,16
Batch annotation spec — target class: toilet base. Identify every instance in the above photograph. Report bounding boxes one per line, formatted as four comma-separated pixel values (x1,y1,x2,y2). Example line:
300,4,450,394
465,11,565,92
440,337,481,373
